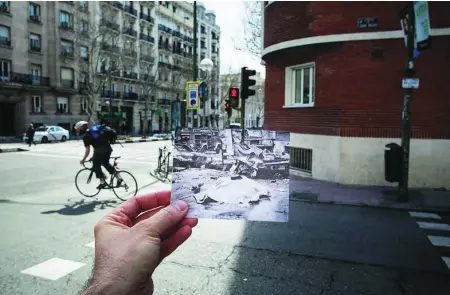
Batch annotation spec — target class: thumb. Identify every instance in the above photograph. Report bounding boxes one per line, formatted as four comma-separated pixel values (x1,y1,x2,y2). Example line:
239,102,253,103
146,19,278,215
142,200,189,236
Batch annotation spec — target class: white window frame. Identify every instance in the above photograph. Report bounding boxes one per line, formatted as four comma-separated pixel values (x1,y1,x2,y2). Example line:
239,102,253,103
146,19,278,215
284,62,315,108
32,95,41,113
57,97,69,113
81,98,88,113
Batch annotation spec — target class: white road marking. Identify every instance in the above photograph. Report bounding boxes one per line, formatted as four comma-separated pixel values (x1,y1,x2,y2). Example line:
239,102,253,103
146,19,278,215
417,221,450,231
20,152,154,165
20,258,86,280
427,236,450,248
84,241,95,248
409,211,441,220
442,257,450,269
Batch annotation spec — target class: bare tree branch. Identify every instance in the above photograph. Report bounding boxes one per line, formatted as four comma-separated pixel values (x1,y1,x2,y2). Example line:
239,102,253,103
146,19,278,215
234,1,262,57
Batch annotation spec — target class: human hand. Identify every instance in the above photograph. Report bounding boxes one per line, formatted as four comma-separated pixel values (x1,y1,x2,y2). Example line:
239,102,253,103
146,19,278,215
80,191,197,295
79,159,85,165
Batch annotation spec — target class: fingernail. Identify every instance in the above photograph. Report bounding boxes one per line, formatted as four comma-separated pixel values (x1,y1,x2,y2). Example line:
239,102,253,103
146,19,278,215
171,200,187,211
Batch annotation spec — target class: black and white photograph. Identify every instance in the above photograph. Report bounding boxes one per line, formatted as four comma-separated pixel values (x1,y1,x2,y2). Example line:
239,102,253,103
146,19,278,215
171,128,290,222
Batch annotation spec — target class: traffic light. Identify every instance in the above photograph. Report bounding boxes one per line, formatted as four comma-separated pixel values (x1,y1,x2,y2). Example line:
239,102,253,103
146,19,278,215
225,99,232,117
229,87,239,108
240,66,256,99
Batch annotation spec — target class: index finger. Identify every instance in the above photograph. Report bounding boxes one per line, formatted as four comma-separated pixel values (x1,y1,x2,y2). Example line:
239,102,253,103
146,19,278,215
111,190,171,221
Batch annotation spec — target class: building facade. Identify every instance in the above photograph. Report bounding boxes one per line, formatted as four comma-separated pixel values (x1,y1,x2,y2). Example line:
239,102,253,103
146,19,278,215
194,2,221,128
220,72,264,128
262,1,450,188
0,1,220,138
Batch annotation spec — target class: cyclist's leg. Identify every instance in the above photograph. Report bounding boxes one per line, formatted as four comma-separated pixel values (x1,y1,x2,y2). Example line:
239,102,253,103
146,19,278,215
102,149,116,175
92,153,107,188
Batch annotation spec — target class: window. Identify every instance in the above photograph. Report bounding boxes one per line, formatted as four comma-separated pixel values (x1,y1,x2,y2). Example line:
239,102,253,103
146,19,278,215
57,97,69,113
79,1,88,9
29,33,41,52
60,39,73,56
123,84,128,93
60,68,74,88
0,1,9,13
30,64,41,85
80,46,88,59
290,147,313,174
29,2,40,21
200,26,205,33
0,25,10,46
59,11,73,28
285,62,315,107
81,99,88,113
80,20,88,34
200,41,205,49
0,60,9,80
32,96,41,113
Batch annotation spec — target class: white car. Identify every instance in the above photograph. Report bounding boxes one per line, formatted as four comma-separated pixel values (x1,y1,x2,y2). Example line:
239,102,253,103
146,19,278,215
23,125,70,143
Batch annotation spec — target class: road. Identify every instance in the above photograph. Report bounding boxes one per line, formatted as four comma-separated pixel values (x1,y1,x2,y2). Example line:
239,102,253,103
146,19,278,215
0,141,449,295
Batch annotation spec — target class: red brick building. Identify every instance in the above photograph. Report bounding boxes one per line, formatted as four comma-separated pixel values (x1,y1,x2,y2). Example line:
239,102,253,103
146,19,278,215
262,1,450,188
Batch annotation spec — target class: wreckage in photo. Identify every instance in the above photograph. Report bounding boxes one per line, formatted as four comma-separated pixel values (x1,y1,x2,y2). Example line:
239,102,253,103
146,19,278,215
171,127,290,222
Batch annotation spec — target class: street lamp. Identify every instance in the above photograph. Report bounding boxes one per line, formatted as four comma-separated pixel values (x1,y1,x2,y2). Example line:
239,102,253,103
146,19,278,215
198,58,214,128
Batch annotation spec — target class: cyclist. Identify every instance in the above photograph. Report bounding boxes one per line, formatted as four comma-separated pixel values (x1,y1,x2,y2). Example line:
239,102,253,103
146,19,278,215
74,120,121,189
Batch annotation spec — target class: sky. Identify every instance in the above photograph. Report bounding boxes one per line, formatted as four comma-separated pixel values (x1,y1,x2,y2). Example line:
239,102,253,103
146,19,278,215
200,0,266,77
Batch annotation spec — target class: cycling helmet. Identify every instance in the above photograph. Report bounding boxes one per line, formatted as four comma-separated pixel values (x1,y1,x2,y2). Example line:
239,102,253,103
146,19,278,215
74,121,89,136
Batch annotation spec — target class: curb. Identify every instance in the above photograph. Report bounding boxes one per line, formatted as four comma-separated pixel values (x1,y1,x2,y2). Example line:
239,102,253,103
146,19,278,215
121,138,171,144
0,148,28,153
291,197,450,214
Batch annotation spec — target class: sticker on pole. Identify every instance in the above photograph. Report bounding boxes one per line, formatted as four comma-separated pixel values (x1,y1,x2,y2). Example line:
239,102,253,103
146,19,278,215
402,78,419,89
186,81,201,110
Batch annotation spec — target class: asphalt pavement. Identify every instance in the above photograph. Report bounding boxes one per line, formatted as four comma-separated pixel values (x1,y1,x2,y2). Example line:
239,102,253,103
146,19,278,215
0,141,449,295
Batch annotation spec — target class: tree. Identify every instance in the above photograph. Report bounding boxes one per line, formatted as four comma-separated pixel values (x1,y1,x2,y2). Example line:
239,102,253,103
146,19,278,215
139,48,160,137
61,7,126,124
234,1,262,57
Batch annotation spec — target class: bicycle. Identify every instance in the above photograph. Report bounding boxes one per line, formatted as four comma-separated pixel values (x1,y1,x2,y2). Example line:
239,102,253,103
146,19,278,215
75,156,138,201
150,146,172,182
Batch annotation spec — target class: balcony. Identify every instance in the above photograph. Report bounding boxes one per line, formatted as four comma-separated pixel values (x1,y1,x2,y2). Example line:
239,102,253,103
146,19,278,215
158,44,171,52
139,12,154,24
122,92,139,101
0,72,50,87
101,43,120,54
30,42,41,52
61,79,74,88
140,55,155,63
172,30,183,39
122,72,138,80
158,24,172,34
100,19,119,31
29,15,41,23
0,36,10,46
101,90,120,98
183,36,193,43
158,61,171,70
59,22,73,31
124,49,137,58
60,46,74,58
139,33,154,43
172,65,182,72
123,28,137,38
123,5,137,16
139,74,155,82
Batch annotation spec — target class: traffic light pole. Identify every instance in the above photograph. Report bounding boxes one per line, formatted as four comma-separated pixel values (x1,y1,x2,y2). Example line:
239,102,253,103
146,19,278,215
192,1,198,128
240,98,245,142
398,2,415,202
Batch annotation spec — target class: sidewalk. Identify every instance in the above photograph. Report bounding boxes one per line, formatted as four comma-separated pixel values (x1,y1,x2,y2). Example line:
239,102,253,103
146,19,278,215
290,173,450,213
0,136,171,153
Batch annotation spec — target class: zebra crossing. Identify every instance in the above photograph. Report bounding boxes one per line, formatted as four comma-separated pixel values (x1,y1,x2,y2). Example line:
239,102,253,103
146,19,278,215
20,141,170,164
409,211,450,270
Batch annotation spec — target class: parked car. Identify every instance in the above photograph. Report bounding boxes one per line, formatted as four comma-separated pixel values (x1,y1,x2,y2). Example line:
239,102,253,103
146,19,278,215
23,125,70,143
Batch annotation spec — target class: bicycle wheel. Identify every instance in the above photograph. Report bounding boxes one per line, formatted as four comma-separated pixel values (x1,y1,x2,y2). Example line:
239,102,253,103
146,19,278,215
75,168,101,198
112,170,138,201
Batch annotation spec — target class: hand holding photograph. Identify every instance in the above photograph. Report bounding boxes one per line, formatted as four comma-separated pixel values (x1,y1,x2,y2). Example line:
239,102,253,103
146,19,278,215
171,128,290,222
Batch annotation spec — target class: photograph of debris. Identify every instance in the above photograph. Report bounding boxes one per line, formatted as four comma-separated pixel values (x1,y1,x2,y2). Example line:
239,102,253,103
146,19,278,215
171,127,290,222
